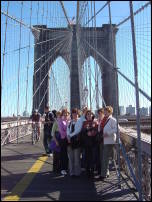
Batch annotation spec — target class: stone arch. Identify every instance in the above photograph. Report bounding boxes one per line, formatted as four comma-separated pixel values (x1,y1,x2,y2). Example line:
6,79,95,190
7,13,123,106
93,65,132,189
78,24,119,115
32,24,118,115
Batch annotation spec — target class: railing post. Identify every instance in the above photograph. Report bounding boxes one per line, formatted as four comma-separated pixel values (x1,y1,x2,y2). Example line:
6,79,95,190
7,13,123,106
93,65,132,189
129,1,143,200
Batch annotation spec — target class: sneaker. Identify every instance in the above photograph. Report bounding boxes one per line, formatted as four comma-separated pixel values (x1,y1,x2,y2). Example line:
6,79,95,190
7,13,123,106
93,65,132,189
47,153,52,157
61,170,67,175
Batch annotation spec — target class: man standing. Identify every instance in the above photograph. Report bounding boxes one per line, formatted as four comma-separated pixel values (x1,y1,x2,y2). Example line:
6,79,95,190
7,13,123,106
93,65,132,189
43,106,55,156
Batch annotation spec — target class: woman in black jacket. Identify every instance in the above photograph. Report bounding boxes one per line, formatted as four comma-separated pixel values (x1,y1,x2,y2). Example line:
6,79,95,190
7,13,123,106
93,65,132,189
81,110,98,177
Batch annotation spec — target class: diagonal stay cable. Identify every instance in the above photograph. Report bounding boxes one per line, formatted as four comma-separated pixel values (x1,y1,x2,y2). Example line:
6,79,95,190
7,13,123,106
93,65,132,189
33,37,70,98
4,34,71,86
59,1,72,29
84,1,110,26
116,1,151,28
83,39,151,102
1,9,40,33
3,32,71,55
79,35,107,107
34,34,71,76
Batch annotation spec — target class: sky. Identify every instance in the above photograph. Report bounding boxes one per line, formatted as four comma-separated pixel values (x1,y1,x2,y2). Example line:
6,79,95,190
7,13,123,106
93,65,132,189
1,1,151,116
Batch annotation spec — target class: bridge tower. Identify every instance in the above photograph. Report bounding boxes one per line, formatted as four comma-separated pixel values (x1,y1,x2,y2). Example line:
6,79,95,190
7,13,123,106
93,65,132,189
32,24,118,115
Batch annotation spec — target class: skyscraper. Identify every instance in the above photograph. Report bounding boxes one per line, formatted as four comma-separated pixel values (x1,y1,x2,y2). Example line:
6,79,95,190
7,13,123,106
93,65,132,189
119,106,125,115
126,105,135,115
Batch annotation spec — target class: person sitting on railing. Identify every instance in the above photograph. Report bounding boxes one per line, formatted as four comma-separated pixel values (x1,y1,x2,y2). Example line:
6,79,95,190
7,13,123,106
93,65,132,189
99,106,119,180
30,109,41,141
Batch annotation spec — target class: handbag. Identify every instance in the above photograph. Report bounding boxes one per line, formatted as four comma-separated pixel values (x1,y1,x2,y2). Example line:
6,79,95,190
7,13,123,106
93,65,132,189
49,131,61,152
49,140,61,152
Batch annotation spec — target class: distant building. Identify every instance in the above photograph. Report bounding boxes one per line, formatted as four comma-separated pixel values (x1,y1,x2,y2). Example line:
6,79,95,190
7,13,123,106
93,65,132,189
119,106,125,115
139,107,148,116
126,105,135,115
149,106,151,116
23,110,29,117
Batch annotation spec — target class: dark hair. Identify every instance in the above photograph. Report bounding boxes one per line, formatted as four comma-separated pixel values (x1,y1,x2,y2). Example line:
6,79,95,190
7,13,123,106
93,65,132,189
52,110,57,118
45,105,50,110
92,113,95,121
85,110,92,119
71,108,78,114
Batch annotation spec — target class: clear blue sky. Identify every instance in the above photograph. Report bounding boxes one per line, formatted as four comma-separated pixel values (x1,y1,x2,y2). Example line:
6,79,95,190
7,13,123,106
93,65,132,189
1,1,151,116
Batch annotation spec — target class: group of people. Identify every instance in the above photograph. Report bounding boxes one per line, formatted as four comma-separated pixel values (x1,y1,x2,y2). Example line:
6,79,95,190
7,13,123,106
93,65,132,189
31,105,119,180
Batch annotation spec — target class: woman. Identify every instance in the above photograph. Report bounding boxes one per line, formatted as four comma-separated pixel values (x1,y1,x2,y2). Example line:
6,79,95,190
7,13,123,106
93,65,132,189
67,108,81,177
58,109,69,176
96,108,105,175
51,111,61,173
100,106,118,180
82,110,98,177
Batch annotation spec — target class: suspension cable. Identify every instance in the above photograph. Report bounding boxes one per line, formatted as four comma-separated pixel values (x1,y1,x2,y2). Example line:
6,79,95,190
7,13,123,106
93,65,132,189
1,1,9,99
85,1,110,26
116,1,151,28
59,1,72,29
83,39,151,102
25,1,32,113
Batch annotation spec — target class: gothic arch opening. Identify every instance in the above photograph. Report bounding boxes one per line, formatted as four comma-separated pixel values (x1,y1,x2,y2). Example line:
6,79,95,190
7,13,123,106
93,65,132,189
81,56,103,113
49,56,70,111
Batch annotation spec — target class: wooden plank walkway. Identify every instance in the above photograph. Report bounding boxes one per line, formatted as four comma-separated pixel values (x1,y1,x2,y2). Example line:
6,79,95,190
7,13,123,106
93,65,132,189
1,134,138,201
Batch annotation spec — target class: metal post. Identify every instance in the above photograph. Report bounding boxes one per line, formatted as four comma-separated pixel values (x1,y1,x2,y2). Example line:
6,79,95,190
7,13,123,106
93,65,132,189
108,1,121,188
129,1,143,201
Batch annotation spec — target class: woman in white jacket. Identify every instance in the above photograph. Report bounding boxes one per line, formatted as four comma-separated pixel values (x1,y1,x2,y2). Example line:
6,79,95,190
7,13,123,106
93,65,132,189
100,106,118,180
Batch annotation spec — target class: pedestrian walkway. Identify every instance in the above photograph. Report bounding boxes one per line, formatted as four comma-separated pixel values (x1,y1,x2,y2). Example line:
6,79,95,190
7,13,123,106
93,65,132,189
1,135,138,201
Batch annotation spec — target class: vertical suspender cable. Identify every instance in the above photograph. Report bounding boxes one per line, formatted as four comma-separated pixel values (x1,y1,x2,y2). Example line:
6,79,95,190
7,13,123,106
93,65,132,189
129,1,143,200
1,1,9,100
94,1,99,109
41,1,44,110
88,3,92,110
17,1,23,143
108,1,121,189
25,1,32,114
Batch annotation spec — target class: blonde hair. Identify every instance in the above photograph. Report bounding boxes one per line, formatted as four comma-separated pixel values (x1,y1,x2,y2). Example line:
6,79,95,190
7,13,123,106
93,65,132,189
56,111,61,117
82,106,88,113
105,106,113,114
